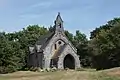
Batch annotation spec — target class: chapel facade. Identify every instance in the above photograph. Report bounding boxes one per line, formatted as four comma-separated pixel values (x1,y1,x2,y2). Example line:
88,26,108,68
28,13,81,69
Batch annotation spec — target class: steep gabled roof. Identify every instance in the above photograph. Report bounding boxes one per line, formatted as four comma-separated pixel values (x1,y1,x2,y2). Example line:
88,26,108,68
36,31,55,51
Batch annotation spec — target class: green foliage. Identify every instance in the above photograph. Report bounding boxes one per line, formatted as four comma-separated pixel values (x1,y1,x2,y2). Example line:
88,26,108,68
64,30,74,43
49,25,55,32
90,18,120,39
73,31,91,67
0,25,49,73
0,33,22,73
89,18,120,70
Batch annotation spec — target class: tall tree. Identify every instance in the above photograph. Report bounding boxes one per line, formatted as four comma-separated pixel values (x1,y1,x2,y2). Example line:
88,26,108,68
0,25,49,73
89,18,120,70
73,30,90,67
90,18,120,39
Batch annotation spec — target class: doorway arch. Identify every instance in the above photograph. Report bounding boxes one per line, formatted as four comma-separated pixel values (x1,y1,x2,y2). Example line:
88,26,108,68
63,54,75,69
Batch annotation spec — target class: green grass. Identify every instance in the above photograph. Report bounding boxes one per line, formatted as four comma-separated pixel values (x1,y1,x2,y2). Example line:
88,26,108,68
0,68,120,80
90,71,120,80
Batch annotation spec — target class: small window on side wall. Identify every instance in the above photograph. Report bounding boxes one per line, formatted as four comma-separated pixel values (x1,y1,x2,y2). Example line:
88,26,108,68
55,44,57,50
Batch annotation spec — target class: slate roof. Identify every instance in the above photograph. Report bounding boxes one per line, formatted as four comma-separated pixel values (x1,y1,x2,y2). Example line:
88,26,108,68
36,31,55,52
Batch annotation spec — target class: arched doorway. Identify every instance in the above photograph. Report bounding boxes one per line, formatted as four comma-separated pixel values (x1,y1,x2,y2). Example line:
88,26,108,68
63,54,75,69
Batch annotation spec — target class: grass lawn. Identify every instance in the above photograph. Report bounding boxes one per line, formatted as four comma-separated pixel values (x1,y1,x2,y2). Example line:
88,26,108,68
0,68,120,80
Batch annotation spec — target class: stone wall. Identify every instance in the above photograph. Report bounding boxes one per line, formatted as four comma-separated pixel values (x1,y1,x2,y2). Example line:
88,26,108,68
43,31,80,69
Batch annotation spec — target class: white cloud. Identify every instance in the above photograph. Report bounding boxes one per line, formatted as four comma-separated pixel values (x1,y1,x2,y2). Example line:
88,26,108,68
20,14,42,19
30,1,52,8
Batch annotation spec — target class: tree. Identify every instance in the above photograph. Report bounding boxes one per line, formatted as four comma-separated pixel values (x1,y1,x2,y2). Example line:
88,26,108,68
48,25,55,32
64,30,74,43
90,18,120,39
89,18,120,70
0,32,23,73
0,25,49,73
72,30,90,67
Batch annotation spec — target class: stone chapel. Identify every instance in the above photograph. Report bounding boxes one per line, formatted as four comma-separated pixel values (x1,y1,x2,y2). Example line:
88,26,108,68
28,13,81,69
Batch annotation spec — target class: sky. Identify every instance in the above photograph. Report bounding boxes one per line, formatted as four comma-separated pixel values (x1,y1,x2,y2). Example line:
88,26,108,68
0,0,120,38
